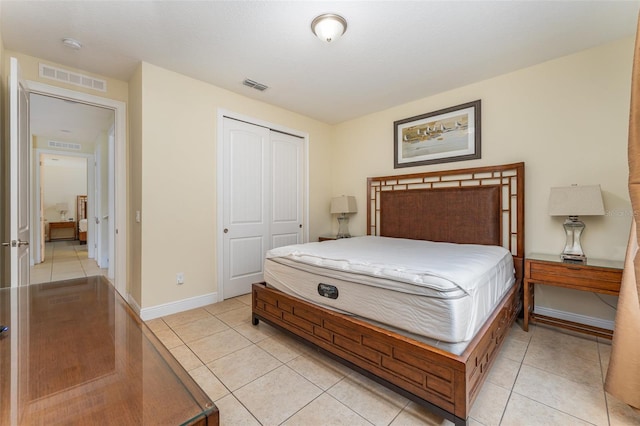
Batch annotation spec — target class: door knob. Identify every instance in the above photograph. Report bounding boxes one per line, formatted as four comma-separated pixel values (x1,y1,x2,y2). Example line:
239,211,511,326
224,228,229,233
17,240,29,247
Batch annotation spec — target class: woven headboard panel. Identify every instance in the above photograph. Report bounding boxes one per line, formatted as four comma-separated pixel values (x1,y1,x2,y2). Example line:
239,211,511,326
380,186,501,245
367,162,525,278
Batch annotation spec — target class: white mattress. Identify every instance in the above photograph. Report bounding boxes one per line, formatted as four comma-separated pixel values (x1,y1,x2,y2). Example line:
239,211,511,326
265,236,514,344
79,219,88,232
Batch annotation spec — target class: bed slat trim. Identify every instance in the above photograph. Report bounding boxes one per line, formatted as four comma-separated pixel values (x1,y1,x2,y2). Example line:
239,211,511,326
252,281,519,423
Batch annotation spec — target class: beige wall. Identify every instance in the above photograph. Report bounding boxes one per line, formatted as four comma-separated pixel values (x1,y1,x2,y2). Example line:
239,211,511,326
135,62,333,308
128,64,143,304
41,161,87,222
4,51,128,103
333,36,635,322
1,32,632,324
0,2,7,285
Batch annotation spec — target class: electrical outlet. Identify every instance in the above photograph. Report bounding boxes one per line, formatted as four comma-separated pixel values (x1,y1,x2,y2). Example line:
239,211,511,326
176,272,184,285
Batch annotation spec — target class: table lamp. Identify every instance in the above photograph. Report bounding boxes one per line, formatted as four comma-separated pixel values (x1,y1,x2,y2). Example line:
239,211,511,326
330,195,357,238
56,202,69,221
548,184,604,262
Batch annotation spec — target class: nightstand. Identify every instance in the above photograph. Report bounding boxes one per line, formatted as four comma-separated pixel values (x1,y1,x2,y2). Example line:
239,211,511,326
523,253,623,339
318,235,359,242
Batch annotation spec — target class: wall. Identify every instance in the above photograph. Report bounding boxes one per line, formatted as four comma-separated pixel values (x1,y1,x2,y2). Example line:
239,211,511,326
128,64,142,305
333,36,635,323
41,160,87,223
0,2,7,285
4,51,128,103
135,62,333,309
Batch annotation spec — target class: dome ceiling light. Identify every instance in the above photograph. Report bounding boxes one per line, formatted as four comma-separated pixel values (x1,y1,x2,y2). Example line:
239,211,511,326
62,37,82,50
311,13,347,43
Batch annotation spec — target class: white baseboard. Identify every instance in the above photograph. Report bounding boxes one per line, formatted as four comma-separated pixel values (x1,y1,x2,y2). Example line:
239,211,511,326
534,306,614,331
139,292,218,321
127,293,142,316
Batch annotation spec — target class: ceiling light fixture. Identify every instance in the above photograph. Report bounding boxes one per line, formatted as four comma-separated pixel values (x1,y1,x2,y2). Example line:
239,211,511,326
311,13,347,43
62,38,82,50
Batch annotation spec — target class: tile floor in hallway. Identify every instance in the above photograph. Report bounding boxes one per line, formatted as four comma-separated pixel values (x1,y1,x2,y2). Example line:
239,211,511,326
147,296,640,426
30,240,109,284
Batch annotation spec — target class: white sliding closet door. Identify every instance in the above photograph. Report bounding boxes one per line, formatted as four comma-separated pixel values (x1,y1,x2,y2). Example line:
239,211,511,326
222,118,303,299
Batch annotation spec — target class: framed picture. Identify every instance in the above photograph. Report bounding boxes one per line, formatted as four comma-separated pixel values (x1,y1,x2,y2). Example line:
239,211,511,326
394,100,481,168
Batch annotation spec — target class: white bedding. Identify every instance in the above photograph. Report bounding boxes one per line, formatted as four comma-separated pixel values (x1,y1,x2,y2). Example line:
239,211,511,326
265,236,514,343
79,219,88,232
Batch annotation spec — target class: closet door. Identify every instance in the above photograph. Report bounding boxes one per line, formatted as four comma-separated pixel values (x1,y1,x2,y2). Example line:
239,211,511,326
222,118,304,299
270,131,303,248
222,118,270,299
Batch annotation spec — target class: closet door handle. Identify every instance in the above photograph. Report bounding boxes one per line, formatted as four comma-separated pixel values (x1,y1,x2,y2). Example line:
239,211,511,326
224,228,229,233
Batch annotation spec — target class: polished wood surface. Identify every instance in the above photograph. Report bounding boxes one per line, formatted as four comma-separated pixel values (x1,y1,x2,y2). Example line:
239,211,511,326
255,162,525,426
48,221,76,241
524,254,623,338
0,276,218,425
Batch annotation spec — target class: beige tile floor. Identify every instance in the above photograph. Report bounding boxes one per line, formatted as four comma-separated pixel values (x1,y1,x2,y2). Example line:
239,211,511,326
30,240,109,284
148,296,640,426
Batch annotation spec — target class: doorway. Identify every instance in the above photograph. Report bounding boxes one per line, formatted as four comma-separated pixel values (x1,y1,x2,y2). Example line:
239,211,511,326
29,94,114,284
23,80,127,297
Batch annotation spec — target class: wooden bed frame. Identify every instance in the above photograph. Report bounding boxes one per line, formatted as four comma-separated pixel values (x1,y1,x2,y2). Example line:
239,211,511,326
252,162,524,426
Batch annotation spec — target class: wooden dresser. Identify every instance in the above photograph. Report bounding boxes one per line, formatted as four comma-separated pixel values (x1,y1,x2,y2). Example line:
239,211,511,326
0,276,219,425
48,221,76,241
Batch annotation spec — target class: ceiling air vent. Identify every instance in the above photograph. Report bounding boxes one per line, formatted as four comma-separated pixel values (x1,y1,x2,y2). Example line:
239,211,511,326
39,63,107,92
48,141,81,151
243,79,268,91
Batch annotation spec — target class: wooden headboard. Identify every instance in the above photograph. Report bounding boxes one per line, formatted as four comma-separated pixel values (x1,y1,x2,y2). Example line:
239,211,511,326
367,162,525,280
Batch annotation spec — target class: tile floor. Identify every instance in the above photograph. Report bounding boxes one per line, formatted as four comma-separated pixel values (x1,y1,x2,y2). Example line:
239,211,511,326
30,240,109,284
147,296,640,426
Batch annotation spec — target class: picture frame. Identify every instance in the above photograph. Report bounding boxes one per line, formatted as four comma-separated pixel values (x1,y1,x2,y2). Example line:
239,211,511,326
394,100,481,168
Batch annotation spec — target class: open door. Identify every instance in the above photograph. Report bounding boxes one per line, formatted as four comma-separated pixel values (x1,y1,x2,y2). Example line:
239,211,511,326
3,57,30,286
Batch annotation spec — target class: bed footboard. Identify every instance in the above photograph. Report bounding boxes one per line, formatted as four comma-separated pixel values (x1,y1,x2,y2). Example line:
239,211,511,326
252,282,519,426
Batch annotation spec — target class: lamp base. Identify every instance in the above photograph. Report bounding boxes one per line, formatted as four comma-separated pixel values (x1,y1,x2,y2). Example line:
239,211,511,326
560,216,587,263
336,215,351,239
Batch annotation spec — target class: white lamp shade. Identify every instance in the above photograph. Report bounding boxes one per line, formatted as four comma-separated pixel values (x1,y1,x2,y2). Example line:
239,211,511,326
311,14,347,43
548,185,605,216
56,202,69,212
330,195,357,214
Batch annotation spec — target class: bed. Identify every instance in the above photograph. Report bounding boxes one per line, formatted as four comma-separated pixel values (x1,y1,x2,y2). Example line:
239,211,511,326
251,162,524,426
77,195,88,244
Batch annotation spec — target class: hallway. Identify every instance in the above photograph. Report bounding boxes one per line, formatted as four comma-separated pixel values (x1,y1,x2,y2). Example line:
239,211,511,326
30,240,109,284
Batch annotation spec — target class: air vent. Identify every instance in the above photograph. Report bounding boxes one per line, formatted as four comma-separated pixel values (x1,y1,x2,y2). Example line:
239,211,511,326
39,63,107,92
243,79,268,91
48,141,81,151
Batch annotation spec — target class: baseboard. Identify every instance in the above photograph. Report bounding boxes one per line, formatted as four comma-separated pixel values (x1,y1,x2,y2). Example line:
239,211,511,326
534,306,614,331
127,293,142,316
139,292,218,321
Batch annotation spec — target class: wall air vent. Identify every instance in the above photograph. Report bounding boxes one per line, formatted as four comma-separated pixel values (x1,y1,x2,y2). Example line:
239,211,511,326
39,63,107,92
48,141,81,151
243,79,269,91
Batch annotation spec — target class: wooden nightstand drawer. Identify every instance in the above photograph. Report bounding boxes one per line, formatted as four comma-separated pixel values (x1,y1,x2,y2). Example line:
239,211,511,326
523,254,624,338
528,261,622,293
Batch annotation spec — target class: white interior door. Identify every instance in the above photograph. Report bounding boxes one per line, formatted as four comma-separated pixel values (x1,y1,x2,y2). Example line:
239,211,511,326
94,146,103,267
270,131,304,248
222,118,270,299
7,57,30,286
107,125,115,279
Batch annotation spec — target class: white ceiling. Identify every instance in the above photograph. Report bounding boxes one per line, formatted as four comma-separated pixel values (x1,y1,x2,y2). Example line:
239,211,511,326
30,94,114,148
2,1,640,124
